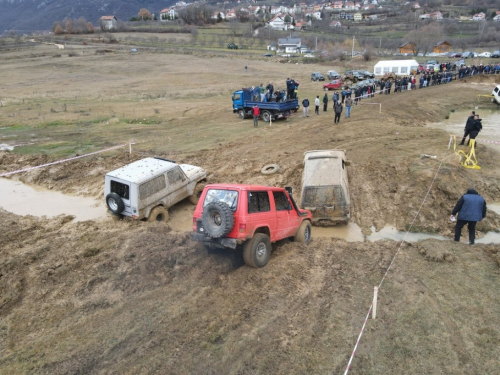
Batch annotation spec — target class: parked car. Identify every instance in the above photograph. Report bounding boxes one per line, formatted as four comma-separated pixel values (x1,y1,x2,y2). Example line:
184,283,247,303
227,43,238,50
479,52,491,58
323,79,343,91
300,150,351,226
462,51,474,59
311,72,325,81
327,70,341,80
304,54,315,58
357,70,375,79
492,51,500,58
191,184,313,268
262,53,273,57
425,59,439,65
105,157,207,222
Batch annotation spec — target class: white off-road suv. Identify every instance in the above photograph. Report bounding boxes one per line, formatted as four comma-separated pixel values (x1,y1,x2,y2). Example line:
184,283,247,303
104,157,207,222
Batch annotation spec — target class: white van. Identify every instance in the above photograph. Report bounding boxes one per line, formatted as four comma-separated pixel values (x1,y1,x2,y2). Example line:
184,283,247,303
300,150,351,226
492,85,500,106
104,157,207,222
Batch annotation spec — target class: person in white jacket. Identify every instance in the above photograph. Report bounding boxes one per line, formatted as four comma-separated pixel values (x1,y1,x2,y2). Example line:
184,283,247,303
314,96,320,115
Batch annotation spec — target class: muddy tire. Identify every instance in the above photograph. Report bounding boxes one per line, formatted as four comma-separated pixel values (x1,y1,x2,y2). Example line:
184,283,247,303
262,111,271,122
294,221,312,245
261,164,279,175
148,206,169,222
202,202,234,238
238,110,245,119
189,183,205,205
243,233,271,268
106,193,125,215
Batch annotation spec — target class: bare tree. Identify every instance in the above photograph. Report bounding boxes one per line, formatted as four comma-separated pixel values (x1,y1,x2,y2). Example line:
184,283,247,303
405,23,443,55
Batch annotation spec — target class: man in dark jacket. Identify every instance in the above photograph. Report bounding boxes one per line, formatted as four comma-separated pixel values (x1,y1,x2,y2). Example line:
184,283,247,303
468,114,482,146
451,188,487,245
323,93,328,112
334,100,343,124
460,110,475,145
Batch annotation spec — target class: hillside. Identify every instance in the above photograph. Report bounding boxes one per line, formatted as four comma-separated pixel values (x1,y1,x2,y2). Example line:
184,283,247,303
0,0,174,32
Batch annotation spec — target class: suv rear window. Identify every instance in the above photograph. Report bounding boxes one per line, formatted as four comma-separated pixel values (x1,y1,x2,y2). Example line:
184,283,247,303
111,180,129,200
203,189,238,211
302,186,343,206
248,191,271,213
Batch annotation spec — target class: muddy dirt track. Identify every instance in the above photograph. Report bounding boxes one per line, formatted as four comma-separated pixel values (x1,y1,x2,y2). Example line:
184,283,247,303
1,48,500,374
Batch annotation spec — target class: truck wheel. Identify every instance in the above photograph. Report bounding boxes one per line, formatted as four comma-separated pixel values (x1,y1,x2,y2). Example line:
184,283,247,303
189,183,206,205
294,221,312,245
243,233,271,268
202,202,234,238
148,206,169,222
106,193,125,215
262,111,271,122
238,110,245,119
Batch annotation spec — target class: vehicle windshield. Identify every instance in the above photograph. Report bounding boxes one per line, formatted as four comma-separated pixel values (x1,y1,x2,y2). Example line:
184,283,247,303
203,189,239,211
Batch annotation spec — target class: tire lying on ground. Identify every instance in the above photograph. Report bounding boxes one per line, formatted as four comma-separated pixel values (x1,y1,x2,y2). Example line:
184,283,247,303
106,193,125,215
261,164,280,175
202,202,235,238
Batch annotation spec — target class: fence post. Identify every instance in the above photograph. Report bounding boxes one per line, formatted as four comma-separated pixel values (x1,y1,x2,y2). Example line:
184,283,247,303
372,286,378,319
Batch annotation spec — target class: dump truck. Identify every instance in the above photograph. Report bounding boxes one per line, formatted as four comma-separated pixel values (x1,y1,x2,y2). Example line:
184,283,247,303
232,88,299,122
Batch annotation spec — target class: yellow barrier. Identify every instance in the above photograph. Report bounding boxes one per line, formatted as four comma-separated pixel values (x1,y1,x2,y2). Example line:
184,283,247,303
450,135,480,169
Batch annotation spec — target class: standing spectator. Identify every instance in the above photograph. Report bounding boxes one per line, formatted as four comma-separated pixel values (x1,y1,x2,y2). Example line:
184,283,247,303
407,77,412,91
334,100,343,124
345,96,352,118
314,96,320,115
259,83,265,102
460,111,475,145
245,65,247,73
332,91,339,104
323,93,329,112
302,97,310,117
341,89,346,103
469,114,482,146
252,104,260,127
451,188,487,245
266,81,274,100
293,80,300,99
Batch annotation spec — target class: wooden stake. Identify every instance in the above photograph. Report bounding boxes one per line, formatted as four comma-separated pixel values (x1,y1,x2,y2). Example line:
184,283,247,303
372,286,378,319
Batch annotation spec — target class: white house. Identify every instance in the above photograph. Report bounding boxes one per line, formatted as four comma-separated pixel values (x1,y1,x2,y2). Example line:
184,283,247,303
277,37,302,53
494,14,500,22
160,8,178,20
374,60,419,76
472,12,486,21
269,13,293,30
99,16,117,30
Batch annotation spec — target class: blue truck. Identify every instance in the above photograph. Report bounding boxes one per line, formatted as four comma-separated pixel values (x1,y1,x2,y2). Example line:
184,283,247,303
232,88,300,122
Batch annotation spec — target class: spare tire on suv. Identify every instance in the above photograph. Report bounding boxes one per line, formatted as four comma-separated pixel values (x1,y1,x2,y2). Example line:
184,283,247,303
202,202,235,238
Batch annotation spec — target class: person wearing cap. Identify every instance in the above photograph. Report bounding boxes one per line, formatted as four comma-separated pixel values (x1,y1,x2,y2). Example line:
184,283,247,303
451,188,487,245
252,104,260,127
460,110,475,145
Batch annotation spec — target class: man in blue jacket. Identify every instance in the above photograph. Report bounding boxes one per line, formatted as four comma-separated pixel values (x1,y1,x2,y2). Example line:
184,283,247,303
451,188,487,245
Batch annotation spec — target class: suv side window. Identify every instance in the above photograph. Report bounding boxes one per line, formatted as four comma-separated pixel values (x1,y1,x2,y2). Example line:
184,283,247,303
111,180,129,200
139,175,166,199
167,166,185,184
248,191,271,213
273,191,290,211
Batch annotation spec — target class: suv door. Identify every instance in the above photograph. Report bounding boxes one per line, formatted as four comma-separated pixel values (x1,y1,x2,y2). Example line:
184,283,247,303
247,191,277,240
166,166,189,205
272,191,295,239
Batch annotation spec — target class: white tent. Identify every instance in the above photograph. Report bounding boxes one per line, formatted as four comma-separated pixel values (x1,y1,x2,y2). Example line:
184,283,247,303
373,60,419,76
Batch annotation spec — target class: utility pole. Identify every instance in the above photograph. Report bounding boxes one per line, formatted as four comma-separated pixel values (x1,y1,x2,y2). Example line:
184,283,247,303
352,35,355,59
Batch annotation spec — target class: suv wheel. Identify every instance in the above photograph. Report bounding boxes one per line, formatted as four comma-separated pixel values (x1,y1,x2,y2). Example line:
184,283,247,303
148,206,169,222
294,221,312,245
106,193,125,215
243,233,271,268
202,202,235,238
189,183,206,205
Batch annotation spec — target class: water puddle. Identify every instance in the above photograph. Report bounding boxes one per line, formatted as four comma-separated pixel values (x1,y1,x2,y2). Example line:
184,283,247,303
367,225,449,242
0,177,106,222
313,222,364,242
428,109,500,151
489,202,500,216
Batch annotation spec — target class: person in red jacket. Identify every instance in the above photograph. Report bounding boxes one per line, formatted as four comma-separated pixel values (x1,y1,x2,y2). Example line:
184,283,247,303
252,105,260,127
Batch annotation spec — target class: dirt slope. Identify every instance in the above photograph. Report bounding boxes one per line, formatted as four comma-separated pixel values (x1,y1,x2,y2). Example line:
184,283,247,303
1,50,500,374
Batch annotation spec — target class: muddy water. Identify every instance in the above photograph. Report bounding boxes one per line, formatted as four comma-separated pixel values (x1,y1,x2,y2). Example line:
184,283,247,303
0,178,106,222
367,225,449,242
313,223,365,242
489,202,500,216
428,109,500,151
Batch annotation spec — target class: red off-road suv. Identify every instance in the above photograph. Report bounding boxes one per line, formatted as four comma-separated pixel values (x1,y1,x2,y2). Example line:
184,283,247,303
191,184,313,268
